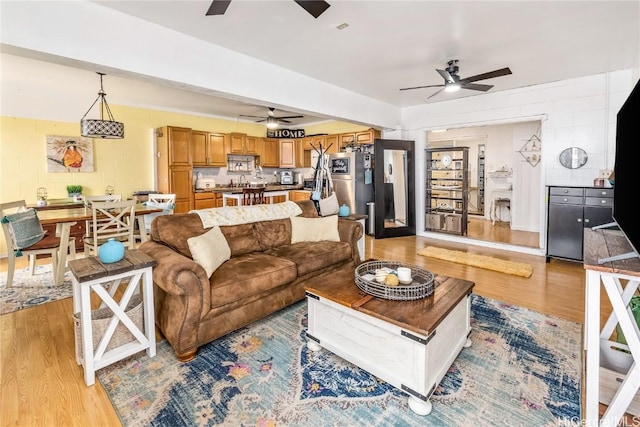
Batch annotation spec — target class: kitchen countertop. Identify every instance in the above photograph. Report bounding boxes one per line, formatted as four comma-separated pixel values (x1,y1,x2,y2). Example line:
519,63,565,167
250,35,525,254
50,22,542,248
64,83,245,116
194,184,304,194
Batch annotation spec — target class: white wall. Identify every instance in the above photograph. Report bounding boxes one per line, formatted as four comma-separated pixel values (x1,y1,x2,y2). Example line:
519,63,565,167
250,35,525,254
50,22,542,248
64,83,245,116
399,69,639,251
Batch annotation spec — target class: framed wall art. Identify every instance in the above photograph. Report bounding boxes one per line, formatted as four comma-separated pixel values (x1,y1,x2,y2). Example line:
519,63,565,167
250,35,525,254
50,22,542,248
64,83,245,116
46,135,94,172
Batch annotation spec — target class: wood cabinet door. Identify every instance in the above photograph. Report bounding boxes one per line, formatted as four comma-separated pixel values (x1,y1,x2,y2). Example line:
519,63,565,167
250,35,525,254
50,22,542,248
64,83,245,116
191,130,208,166
295,139,305,168
229,133,246,154
279,140,296,168
168,126,192,166
262,138,279,167
310,135,325,151
356,128,381,144
325,134,339,153
339,133,356,149
169,167,193,213
208,133,227,166
245,136,259,154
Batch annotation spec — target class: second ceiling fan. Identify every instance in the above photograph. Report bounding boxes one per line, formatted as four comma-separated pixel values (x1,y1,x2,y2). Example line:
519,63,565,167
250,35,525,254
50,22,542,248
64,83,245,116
240,107,304,128
400,60,512,99
206,1,330,18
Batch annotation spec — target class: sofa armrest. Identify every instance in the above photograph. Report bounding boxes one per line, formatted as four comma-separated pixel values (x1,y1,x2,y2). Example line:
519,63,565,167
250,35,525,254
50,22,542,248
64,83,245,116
139,240,211,357
139,241,210,304
338,218,363,265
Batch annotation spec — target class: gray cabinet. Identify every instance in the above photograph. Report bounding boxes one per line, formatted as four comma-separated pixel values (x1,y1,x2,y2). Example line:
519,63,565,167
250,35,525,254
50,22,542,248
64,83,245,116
546,186,614,262
425,147,469,235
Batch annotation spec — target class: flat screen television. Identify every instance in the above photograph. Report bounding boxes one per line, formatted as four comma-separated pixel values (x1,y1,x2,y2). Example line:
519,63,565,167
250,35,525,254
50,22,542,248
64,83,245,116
597,78,640,264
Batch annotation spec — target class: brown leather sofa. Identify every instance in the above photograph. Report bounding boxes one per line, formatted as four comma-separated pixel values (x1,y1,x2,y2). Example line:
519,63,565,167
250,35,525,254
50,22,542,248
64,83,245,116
139,200,363,361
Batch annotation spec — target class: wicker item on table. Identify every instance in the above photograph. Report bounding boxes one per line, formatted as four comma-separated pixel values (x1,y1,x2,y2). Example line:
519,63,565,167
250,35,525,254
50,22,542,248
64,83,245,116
355,260,435,300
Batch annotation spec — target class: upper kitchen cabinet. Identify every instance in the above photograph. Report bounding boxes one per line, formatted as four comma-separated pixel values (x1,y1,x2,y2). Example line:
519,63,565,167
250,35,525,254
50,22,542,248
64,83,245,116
229,133,259,155
324,134,339,154
260,138,279,168
339,128,381,151
158,126,192,166
279,139,297,168
192,131,227,167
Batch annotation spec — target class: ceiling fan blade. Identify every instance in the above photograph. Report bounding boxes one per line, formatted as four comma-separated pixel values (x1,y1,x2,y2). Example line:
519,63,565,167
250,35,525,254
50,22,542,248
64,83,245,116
427,88,446,99
436,69,456,84
277,119,293,124
461,83,493,92
294,1,331,18
206,0,231,15
461,67,512,83
276,115,304,120
399,84,445,91
239,114,268,119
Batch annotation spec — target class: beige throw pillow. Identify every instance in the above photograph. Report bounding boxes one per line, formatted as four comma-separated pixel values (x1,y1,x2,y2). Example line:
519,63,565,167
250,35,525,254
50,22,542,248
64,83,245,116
290,215,340,243
187,226,231,278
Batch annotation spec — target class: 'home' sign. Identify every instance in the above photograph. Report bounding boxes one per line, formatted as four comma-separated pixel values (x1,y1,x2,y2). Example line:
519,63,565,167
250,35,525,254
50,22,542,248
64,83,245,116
267,129,305,138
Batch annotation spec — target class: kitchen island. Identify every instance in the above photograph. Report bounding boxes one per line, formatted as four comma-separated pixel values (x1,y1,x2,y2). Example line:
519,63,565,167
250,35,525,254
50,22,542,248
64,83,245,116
193,184,305,208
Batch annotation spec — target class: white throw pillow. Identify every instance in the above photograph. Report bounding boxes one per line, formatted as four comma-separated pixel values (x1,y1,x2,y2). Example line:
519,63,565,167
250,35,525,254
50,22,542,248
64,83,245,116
187,226,231,278
290,215,340,244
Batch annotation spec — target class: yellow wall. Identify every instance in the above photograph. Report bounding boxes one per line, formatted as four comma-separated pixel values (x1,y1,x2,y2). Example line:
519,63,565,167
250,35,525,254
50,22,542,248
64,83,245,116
1,104,366,204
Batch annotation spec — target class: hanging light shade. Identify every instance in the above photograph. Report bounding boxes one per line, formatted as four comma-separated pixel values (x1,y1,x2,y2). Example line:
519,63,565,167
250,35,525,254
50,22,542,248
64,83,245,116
266,116,278,129
80,72,124,139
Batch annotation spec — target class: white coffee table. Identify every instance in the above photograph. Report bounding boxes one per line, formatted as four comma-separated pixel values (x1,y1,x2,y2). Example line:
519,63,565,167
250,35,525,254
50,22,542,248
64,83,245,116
304,269,474,415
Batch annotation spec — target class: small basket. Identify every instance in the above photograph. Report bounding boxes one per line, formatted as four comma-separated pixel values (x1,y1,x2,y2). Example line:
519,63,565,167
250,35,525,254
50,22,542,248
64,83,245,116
355,260,435,301
73,294,144,364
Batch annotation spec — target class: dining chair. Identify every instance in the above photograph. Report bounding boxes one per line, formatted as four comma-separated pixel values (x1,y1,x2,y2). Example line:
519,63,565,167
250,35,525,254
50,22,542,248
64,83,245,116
83,194,122,206
83,199,136,257
1,200,76,287
136,193,176,241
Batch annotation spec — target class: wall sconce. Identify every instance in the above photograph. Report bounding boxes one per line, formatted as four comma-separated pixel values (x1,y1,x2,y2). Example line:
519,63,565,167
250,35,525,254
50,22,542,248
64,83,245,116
80,72,124,139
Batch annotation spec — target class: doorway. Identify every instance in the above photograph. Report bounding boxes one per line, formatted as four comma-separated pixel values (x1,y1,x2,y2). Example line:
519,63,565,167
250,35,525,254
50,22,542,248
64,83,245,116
426,121,542,249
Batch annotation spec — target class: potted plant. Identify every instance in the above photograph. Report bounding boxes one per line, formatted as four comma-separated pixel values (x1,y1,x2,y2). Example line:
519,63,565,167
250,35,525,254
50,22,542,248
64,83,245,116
66,185,83,202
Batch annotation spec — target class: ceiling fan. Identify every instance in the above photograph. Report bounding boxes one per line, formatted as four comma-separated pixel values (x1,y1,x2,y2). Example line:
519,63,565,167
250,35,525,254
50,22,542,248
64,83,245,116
206,1,330,19
399,60,512,99
240,107,304,129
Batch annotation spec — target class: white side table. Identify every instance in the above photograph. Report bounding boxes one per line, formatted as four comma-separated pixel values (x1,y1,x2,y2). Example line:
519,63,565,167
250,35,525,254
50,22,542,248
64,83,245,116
69,249,157,386
583,229,640,426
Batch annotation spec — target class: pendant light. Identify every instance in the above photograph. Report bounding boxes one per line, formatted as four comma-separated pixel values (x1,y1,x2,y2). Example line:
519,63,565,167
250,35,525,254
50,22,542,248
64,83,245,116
80,72,124,139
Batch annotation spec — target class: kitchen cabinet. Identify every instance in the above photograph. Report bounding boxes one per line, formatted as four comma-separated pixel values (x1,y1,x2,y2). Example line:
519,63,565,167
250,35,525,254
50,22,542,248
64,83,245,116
339,128,381,151
425,147,469,236
229,133,258,155
194,192,218,210
157,128,194,212
167,167,193,213
324,134,339,154
279,139,296,168
158,126,192,166
192,131,227,167
289,190,311,202
546,186,614,262
260,138,279,167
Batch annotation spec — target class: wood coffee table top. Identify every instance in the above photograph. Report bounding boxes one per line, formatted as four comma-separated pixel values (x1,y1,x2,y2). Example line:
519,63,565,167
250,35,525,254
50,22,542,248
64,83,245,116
304,263,474,337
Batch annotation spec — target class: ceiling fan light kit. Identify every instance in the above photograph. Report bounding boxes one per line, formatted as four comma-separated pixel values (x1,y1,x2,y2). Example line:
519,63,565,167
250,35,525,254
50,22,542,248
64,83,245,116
266,117,278,129
80,72,124,139
240,107,304,128
399,59,512,100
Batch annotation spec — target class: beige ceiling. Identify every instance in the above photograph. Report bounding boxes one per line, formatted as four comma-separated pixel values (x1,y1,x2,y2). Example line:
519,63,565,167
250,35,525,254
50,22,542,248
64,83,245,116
4,1,640,127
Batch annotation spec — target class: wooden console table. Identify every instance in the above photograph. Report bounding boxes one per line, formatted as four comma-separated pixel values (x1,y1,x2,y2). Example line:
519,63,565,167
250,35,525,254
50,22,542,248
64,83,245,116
583,228,640,426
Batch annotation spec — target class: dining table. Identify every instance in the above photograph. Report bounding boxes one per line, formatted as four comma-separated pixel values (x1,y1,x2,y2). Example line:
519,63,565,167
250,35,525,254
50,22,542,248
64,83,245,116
37,204,163,286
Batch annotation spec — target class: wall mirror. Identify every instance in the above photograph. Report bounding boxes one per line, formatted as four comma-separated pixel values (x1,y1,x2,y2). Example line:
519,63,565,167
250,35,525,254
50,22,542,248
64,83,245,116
374,139,415,238
559,147,588,169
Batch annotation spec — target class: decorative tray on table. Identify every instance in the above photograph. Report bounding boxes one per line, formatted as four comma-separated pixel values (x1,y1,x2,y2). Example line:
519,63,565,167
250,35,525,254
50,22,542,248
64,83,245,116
355,260,435,301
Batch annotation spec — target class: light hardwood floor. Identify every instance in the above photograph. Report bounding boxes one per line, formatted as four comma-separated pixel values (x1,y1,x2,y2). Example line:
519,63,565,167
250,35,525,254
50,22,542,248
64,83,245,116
0,234,617,426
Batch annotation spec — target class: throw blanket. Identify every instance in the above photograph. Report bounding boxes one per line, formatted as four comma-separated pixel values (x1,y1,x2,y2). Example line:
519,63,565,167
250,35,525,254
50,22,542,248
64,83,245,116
191,201,303,228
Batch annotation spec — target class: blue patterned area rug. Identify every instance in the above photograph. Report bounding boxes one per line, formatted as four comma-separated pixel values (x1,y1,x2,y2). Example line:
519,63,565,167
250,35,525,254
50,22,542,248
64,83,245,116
98,295,582,426
0,265,72,315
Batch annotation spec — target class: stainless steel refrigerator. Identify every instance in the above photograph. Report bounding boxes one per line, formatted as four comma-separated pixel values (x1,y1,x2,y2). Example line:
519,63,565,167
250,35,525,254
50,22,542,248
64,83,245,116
329,152,374,221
